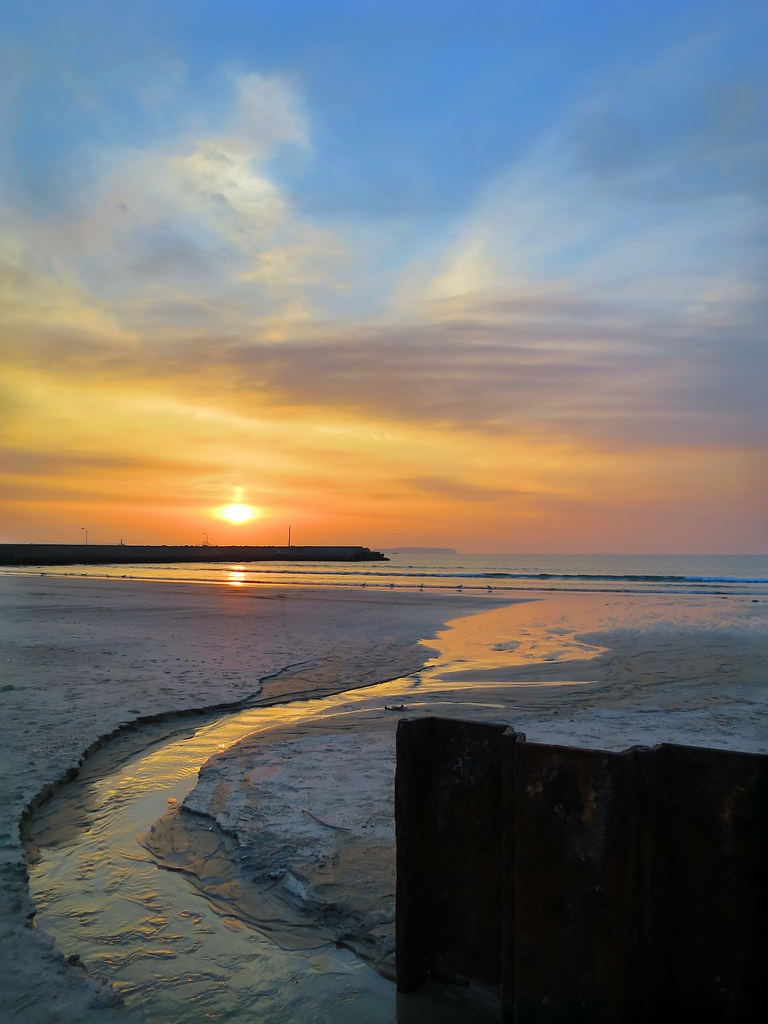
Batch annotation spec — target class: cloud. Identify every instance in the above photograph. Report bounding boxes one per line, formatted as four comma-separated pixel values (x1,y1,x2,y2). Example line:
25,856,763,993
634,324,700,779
0,448,218,478
1,39,765,547
227,70,309,155
571,53,768,205
392,29,767,339
401,135,766,322
4,281,764,459
0,67,350,335
406,476,526,503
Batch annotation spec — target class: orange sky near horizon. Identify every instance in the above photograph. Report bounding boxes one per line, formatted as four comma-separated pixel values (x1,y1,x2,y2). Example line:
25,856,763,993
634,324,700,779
1,4,766,555
2,346,764,552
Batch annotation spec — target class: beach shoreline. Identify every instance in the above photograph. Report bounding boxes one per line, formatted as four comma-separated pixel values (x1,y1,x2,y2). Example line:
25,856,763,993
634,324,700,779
3,576,767,1021
134,591,768,1000
0,575,499,1023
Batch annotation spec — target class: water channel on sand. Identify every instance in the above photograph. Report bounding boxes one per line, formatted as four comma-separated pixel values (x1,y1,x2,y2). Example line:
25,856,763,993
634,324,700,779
23,676,514,1023
17,589,768,1021
21,599,612,1021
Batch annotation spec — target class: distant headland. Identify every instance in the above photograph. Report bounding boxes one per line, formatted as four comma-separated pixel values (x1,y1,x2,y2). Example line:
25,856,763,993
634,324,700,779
0,544,388,566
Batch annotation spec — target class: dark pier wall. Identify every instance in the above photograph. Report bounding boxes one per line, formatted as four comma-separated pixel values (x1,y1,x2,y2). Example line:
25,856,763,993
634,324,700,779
0,543,387,566
395,718,768,1023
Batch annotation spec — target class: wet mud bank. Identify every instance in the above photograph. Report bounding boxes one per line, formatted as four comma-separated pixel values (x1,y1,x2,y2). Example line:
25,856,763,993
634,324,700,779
140,722,401,981
22,676,503,1022
0,574,499,1022
10,583,768,1022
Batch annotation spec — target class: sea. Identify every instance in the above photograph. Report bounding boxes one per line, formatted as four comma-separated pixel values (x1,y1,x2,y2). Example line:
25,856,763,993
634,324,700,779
5,551,768,597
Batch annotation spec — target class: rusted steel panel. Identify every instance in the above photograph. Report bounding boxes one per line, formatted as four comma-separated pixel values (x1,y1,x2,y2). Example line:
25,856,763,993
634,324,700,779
651,743,768,1021
395,717,509,989
500,727,526,1020
396,719,768,1022
512,740,639,1023
395,717,434,992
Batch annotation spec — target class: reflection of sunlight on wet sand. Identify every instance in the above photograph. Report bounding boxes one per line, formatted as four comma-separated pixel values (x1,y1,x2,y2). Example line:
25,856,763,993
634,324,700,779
421,599,607,684
27,590,768,1024
227,565,246,586
30,598,571,1023
73,599,608,802
91,591,765,802
415,677,594,690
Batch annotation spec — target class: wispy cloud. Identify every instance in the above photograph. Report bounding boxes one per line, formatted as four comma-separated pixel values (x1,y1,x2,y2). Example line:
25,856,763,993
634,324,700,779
4,286,763,454
1,17,766,548
1,69,356,334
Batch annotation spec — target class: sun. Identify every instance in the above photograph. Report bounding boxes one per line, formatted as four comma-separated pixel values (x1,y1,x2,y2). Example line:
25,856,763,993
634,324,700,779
215,503,259,525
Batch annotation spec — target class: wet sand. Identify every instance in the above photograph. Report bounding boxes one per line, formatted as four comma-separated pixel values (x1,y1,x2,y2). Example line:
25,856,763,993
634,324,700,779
147,592,768,985
3,577,767,1021
0,575,487,1023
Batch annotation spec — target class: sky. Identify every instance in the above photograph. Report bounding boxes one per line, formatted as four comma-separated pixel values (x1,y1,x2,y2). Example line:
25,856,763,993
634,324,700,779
1,0,766,553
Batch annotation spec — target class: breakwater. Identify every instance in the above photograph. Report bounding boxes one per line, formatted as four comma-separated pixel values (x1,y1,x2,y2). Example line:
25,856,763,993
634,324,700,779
0,543,387,566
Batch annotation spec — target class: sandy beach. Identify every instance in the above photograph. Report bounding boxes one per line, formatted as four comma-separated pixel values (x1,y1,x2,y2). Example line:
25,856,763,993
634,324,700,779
0,575,495,1022
2,575,767,1022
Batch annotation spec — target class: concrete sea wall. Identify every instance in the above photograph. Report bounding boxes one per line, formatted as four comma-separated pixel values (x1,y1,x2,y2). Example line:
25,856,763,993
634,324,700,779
0,543,387,565
395,717,767,1022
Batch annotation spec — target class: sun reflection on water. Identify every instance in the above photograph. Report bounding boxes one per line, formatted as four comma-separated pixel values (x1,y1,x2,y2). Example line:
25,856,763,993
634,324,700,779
227,565,246,587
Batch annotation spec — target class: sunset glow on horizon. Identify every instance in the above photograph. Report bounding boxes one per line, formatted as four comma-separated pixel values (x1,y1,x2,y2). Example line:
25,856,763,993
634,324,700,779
1,2,766,553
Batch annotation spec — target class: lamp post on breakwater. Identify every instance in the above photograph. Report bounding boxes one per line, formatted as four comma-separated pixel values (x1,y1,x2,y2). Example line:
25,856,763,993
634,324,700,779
81,527,88,545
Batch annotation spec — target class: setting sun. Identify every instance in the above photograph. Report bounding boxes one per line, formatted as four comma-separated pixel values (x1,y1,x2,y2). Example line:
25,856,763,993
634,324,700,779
215,504,259,525
1,2,764,556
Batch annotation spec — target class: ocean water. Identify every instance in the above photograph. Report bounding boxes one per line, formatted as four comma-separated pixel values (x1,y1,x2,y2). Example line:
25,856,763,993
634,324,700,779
6,551,768,596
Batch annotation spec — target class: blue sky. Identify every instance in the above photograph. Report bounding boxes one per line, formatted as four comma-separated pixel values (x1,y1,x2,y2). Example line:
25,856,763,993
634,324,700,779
6,1,765,216
1,1,766,550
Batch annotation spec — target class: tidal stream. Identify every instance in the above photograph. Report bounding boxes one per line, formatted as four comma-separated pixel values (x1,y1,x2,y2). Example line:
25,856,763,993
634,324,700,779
22,600,605,1022
23,677,507,1023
